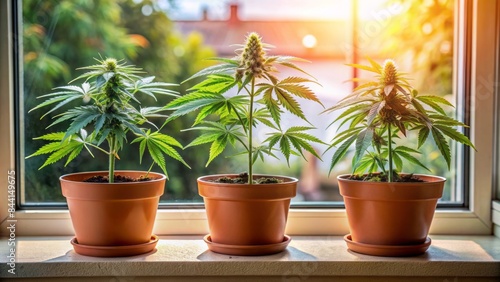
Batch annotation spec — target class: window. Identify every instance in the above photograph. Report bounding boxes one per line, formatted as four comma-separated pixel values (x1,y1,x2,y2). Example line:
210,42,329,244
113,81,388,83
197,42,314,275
0,0,497,236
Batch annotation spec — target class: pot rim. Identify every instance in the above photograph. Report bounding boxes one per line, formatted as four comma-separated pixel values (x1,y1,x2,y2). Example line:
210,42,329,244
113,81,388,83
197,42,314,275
60,170,166,184
197,174,299,186
337,173,446,185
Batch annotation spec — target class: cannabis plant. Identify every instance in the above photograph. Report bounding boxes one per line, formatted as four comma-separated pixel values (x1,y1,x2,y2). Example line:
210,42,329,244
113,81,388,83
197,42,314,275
325,59,475,182
166,32,324,184
27,57,189,182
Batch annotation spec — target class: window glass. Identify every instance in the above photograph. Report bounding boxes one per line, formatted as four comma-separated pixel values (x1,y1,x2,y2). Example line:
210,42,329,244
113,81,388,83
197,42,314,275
20,0,459,206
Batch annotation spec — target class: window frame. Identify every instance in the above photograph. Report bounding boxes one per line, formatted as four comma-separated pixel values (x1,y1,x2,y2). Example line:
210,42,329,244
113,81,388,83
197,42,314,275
0,0,497,236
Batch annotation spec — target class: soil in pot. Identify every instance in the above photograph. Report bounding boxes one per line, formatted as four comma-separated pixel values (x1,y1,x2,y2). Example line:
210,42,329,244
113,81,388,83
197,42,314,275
211,172,283,184
84,174,155,183
347,172,424,182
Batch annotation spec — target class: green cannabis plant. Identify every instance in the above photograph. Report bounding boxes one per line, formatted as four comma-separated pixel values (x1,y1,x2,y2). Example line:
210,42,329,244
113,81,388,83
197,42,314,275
325,59,475,182
27,57,189,182
166,32,324,184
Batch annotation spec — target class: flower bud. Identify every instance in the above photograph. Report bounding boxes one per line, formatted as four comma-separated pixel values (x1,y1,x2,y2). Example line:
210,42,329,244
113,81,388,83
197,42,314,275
239,32,266,78
382,59,397,87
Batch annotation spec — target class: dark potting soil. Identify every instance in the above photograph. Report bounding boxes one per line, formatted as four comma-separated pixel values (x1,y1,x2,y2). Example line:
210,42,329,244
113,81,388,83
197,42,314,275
83,175,154,183
212,172,283,184
347,173,425,182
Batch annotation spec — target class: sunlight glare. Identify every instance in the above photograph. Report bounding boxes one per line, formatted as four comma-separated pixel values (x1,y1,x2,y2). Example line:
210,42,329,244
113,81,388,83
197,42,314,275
302,34,317,49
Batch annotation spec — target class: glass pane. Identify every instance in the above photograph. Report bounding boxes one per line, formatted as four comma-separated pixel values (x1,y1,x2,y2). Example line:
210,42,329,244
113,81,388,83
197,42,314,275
20,0,459,206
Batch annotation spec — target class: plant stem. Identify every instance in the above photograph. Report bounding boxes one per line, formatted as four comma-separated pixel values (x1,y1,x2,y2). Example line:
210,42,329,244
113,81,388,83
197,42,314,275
108,135,116,183
247,78,255,185
387,124,393,182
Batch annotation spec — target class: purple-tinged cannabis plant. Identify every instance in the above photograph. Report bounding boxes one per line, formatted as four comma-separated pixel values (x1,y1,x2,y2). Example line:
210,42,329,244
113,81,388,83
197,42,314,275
325,59,475,182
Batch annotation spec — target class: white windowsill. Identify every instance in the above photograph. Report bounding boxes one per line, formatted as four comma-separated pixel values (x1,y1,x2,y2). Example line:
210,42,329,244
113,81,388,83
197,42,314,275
1,235,499,281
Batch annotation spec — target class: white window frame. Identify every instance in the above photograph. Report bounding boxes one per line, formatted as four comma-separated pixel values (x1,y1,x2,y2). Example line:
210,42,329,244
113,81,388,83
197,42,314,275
0,0,497,237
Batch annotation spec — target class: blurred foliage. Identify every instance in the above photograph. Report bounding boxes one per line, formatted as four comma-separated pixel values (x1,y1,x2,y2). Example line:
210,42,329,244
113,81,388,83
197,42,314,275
353,0,456,198
382,0,454,95
384,0,456,197
22,0,220,203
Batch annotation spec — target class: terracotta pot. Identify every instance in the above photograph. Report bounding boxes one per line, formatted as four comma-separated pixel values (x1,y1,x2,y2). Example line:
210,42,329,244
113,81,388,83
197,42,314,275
198,174,297,246
61,171,165,247
338,174,445,246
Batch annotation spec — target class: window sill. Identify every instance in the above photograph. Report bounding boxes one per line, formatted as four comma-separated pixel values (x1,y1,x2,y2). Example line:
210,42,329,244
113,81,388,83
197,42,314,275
1,235,499,281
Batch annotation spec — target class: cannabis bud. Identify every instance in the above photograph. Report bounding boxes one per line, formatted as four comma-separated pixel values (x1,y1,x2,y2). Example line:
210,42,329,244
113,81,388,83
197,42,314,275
238,32,267,78
381,59,398,90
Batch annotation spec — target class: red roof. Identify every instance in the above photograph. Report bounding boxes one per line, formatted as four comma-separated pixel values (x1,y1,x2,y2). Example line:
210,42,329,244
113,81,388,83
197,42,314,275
174,4,349,59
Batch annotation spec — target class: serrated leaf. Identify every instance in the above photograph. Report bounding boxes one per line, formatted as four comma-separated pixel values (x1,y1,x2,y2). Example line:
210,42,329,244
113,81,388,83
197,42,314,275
63,111,101,140
147,142,168,178
353,128,374,169
279,137,291,165
279,76,317,84
322,96,375,114
33,132,66,141
263,88,282,127
329,104,370,128
430,114,467,127
417,95,454,107
392,152,403,172
366,101,384,125
276,61,314,78
434,125,476,150
288,135,322,161
330,127,363,147
394,145,421,154
411,98,427,115
264,133,282,150
346,63,378,74
366,57,382,73
416,96,446,114
65,144,83,166
275,88,306,121
353,155,375,174
277,82,323,106
431,127,451,169
93,115,106,136
394,150,430,172
352,81,379,92
185,133,221,148
286,126,316,133
32,135,86,169
328,134,357,175
151,132,183,148
165,92,218,109
207,135,228,166
182,63,237,84
26,142,64,158
418,127,430,148
151,138,190,168
31,95,82,119
138,139,146,163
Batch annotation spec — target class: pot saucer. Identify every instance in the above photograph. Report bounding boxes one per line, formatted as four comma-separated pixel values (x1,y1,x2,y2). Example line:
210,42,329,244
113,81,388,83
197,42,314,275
344,234,431,257
71,235,159,257
203,234,291,256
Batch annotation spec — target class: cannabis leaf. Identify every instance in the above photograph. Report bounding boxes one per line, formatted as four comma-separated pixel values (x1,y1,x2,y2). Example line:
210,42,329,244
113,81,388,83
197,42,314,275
26,130,96,169
166,33,324,183
325,59,475,181
28,57,188,182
